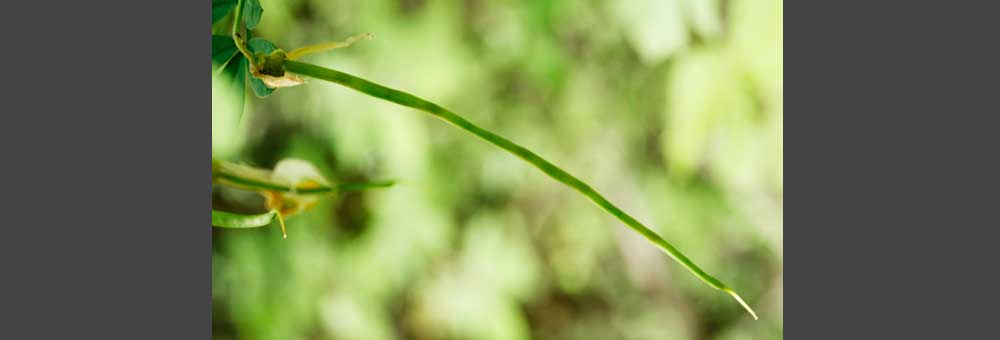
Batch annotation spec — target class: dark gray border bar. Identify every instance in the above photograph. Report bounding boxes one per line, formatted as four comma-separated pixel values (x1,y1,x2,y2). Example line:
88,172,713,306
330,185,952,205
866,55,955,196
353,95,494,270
0,0,209,338
788,1,999,338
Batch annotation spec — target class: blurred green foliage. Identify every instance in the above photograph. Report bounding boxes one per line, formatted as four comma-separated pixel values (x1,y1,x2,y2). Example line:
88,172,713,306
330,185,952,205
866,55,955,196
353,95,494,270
212,0,782,339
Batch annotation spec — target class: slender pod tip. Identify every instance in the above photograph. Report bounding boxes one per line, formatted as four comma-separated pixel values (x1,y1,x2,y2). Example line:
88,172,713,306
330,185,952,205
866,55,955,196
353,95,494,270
276,212,287,239
724,288,758,320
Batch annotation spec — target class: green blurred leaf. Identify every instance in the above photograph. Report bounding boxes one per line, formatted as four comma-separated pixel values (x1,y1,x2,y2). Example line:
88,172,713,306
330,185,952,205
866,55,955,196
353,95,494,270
211,35,238,73
615,0,688,64
683,0,723,40
221,55,247,119
212,55,247,157
663,49,731,180
212,209,278,228
212,0,237,24
243,0,263,30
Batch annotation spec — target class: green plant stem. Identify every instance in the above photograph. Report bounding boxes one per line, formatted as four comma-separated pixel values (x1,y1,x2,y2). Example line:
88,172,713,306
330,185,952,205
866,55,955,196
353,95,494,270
282,60,758,319
230,0,257,68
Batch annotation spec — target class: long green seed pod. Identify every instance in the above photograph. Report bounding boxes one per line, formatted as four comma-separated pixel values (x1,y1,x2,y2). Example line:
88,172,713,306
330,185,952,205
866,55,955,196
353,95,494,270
213,158,396,195
281,60,758,319
212,209,286,235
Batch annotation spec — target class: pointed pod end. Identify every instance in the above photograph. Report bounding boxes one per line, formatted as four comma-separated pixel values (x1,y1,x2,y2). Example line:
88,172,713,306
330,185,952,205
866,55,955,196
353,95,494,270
723,288,759,320
276,212,288,240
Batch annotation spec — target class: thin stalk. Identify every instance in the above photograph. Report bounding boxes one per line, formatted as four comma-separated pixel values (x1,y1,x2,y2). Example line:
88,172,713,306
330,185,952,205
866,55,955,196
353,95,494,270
283,60,758,319
286,33,373,60
230,0,257,70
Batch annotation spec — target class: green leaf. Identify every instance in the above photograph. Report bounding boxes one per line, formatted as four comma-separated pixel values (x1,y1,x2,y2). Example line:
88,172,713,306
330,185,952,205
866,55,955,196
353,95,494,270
247,37,278,54
212,209,278,228
249,77,275,97
212,0,237,24
243,0,263,30
211,35,238,73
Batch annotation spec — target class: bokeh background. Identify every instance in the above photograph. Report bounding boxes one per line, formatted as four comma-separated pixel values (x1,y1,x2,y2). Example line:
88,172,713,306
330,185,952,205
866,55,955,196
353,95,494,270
212,0,782,339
